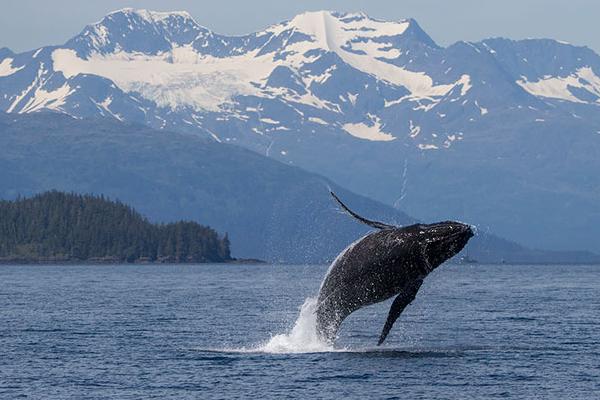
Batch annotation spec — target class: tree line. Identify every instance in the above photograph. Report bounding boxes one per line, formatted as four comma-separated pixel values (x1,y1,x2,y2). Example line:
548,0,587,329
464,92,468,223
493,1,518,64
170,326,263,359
0,191,231,263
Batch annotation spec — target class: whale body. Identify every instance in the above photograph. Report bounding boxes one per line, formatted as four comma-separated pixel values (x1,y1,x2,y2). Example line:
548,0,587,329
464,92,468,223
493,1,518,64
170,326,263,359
316,193,473,345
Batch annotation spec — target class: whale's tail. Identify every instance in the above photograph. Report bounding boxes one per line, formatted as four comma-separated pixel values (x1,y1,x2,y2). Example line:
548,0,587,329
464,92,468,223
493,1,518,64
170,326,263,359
330,191,396,230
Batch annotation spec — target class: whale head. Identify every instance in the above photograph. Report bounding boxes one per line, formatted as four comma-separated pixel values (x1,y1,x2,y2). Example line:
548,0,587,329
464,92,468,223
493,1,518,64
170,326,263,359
413,221,474,270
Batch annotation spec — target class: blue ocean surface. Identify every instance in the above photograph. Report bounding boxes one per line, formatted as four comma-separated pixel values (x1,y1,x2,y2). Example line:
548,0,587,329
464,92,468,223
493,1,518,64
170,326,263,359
1,263,599,399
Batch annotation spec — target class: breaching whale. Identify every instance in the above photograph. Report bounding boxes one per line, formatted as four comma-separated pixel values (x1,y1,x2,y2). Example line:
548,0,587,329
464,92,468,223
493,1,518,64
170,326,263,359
315,192,473,345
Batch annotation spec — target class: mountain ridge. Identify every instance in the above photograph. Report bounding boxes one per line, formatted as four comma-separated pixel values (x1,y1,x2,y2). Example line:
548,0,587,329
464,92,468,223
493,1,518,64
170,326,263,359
1,9,599,252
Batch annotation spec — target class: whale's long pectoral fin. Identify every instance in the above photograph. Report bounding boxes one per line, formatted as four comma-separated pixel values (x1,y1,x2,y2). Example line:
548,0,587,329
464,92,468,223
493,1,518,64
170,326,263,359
377,279,424,345
330,191,396,230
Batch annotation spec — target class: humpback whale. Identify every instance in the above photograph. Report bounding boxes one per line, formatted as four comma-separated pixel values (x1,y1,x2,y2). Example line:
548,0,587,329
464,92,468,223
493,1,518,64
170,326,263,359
316,192,473,345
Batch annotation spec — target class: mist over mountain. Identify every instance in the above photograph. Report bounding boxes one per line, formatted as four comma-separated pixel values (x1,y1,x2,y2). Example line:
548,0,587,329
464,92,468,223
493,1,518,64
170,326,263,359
1,9,599,253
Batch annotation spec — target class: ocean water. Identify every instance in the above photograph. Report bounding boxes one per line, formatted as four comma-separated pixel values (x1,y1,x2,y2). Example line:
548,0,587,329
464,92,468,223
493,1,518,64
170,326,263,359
1,263,599,399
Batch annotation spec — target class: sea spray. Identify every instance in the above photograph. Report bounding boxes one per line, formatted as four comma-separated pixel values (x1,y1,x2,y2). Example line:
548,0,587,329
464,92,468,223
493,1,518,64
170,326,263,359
259,235,366,353
259,297,335,353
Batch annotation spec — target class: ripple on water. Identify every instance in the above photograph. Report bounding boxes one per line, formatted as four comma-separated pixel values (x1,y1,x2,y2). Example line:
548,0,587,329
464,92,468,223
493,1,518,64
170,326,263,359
2,263,600,399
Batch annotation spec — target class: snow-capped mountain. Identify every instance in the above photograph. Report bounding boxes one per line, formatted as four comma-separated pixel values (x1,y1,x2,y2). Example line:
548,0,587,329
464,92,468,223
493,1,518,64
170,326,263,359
1,9,600,252
3,9,598,145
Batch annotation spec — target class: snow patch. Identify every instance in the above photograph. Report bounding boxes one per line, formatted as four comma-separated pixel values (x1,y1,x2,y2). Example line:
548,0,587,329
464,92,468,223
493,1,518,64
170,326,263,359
457,74,471,96
309,65,337,85
91,95,123,120
409,120,421,137
443,134,458,148
347,92,358,106
384,95,409,107
308,117,328,125
20,83,73,113
260,117,279,124
0,58,24,77
343,117,395,141
475,100,488,115
347,40,401,59
517,67,600,104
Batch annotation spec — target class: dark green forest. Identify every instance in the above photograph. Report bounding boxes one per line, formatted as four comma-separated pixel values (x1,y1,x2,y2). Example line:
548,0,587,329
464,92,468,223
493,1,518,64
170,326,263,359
0,191,232,263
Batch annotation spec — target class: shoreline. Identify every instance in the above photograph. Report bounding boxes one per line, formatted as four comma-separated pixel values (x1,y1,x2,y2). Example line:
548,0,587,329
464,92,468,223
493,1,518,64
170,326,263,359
0,258,266,266
1,261,599,266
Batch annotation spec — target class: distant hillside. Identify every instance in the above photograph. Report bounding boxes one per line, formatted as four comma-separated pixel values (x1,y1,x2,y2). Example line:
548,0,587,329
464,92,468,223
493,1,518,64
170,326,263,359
0,191,231,263
1,112,598,264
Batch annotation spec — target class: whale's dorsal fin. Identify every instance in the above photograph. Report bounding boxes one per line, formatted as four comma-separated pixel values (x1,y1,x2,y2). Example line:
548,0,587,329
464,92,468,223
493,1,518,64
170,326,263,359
330,191,396,230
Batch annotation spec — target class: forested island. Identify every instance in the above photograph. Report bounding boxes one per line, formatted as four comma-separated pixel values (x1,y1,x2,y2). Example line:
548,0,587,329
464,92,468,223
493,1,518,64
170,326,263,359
0,191,232,263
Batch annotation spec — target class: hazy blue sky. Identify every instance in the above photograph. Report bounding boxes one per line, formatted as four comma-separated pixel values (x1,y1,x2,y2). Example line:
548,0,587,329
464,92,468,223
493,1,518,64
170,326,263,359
1,0,598,53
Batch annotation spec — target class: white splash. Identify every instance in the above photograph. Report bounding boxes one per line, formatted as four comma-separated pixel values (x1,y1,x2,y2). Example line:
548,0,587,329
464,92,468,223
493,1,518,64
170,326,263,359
258,297,335,353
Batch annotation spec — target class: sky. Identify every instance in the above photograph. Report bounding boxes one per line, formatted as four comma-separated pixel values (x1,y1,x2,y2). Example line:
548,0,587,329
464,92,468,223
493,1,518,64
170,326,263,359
1,0,598,54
